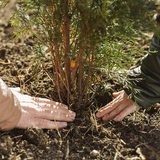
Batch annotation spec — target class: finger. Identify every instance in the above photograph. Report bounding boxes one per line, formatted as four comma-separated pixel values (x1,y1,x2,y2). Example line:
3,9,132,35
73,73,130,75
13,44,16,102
31,102,76,122
96,97,120,118
33,118,68,129
112,91,123,97
113,104,137,121
33,97,68,109
17,117,68,129
21,101,76,122
38,107,76,122
24,104,76,122
96,104,117,118
102,103,128,121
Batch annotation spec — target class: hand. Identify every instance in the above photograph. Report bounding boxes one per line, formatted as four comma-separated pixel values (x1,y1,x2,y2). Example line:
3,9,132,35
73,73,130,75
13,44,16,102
10,88,76,129
96,90,139,121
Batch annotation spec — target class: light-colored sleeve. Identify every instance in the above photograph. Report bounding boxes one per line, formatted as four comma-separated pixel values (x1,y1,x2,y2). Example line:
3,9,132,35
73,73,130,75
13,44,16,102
0,78,21,130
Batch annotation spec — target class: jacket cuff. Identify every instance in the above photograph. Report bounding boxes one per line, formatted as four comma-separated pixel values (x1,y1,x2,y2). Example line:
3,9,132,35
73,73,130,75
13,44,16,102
124,65,160,108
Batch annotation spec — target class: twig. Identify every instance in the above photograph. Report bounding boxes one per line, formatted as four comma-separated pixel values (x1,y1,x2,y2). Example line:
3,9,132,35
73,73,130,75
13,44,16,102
65,140,70,159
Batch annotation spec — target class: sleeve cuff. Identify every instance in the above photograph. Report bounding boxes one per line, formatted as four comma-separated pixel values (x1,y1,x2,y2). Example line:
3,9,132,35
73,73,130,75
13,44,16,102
0,79,21,130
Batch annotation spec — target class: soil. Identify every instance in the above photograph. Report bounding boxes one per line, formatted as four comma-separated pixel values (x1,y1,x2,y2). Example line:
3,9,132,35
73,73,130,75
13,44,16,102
0,23,160,160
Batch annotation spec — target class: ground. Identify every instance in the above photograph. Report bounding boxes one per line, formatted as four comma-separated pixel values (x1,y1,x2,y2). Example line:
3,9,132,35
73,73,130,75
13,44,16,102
0,22,160,160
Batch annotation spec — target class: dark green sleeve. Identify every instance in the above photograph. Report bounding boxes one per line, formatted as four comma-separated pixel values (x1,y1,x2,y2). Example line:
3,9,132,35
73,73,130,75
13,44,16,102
125,36,160,108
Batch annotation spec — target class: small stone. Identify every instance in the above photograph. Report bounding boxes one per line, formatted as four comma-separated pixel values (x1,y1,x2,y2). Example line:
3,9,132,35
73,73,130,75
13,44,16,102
90,149,100,157
26,152,34,157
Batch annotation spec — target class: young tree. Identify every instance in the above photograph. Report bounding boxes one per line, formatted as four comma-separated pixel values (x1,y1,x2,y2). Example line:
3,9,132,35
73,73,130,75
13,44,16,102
11,0,108,106
1,0,147,107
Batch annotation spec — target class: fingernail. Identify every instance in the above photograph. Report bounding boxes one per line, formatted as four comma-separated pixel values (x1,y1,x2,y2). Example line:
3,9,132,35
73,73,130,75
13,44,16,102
61,122,67,127
96,112,100,118
95,113,99,117
102,116,109,121
63,104,68,109
114,117,121,122
70,113,76,119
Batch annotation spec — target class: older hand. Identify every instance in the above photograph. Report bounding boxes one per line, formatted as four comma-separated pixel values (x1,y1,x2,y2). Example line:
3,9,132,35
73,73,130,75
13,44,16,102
10,88,76,129
96,90,138,121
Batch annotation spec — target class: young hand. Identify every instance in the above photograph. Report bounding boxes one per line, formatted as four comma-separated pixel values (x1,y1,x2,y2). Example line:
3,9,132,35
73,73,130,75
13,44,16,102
96,90,139,121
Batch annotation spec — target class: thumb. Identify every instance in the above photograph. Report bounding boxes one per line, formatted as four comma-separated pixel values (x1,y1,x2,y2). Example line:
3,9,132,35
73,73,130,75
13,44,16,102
112,91,123,97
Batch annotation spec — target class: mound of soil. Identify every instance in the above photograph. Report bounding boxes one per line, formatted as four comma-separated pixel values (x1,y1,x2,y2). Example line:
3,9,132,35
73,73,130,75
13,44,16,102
0,24,160,160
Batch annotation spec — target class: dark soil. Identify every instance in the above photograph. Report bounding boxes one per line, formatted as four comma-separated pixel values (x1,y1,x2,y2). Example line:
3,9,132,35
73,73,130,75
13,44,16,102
0,23,160,160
